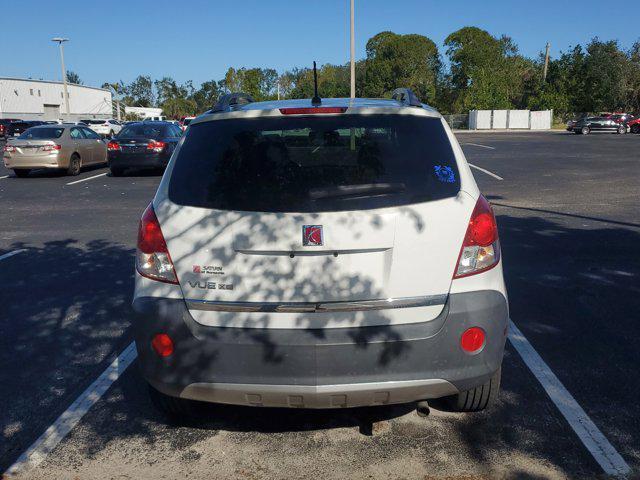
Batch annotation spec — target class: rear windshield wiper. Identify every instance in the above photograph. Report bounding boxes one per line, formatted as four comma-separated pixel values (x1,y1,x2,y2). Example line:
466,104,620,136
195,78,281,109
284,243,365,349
309,183,406,200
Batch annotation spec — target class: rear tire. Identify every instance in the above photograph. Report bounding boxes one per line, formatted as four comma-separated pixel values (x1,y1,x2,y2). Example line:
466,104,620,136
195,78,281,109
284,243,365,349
109,167,125,177
631,124,640,134
13,169,31,178
148,384,200,419
617,125,626,134
581,126,590,135
445,367,501,412
67,154,81,176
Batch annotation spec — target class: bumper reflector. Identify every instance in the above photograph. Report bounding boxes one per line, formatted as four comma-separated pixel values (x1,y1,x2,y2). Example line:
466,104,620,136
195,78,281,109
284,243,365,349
151,333,174,357
461,327,485,353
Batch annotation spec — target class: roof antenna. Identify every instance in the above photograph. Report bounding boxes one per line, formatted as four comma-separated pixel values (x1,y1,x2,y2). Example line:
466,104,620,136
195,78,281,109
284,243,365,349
311,61,321,106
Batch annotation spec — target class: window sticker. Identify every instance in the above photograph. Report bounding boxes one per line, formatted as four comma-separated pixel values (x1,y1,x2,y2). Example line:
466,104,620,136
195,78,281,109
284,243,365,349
434,165,456,183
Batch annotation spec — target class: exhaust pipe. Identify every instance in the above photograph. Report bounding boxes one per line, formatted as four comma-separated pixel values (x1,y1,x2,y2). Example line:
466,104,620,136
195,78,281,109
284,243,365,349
416,401,430,417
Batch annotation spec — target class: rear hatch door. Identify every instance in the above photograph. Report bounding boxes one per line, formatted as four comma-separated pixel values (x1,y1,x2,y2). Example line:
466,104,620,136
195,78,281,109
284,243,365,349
158,112,472,328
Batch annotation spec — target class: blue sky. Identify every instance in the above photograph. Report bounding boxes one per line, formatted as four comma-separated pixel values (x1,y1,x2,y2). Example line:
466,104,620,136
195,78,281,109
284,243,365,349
1,0,637,88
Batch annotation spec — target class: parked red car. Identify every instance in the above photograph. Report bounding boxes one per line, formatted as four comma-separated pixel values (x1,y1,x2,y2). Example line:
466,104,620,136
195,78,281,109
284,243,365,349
627,117,640,134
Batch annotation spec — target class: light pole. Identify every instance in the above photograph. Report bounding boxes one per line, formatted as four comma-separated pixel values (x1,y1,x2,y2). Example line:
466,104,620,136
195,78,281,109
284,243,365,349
51,37,71,119
350,0,355,99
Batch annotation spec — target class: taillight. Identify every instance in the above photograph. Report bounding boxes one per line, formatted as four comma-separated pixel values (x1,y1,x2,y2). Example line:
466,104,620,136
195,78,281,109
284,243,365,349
136,204,178,284
3,145,16,153
279,107,347,115
0,125,4,134
107,141,121,151
453,195,500,278
147,140,166,152
42,144,61,152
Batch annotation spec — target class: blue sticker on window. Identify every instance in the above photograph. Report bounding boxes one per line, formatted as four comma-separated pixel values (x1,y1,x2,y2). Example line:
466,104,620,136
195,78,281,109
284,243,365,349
434,165,455,183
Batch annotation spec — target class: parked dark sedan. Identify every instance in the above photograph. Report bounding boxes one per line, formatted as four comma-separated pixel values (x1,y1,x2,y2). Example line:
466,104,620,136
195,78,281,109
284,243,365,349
4,120,45,138
572,116,626,134
107,121,182,176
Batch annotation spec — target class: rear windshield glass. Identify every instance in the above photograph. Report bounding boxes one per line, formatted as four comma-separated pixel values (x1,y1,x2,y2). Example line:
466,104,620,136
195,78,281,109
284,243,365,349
118,124,163,138
169,115,460,212
183,118,193,126
83,120,106,125
19,127,64,139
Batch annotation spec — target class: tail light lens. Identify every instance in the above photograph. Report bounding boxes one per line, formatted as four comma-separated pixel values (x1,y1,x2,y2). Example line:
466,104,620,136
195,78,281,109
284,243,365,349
454,195,500,278
107,141,121,151
4,145,16,153
136,204,178,284
147,140,166,152
42,144,61,152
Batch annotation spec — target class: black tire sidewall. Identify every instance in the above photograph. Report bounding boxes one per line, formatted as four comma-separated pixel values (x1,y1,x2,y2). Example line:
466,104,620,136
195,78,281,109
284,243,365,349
67,155,81,176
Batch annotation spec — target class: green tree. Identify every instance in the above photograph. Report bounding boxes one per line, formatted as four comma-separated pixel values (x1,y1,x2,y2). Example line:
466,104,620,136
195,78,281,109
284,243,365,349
444,27,529,111
124,75,154,107
363,32,440,103
66,70,83,85
192,80,223,111
162,97,197,119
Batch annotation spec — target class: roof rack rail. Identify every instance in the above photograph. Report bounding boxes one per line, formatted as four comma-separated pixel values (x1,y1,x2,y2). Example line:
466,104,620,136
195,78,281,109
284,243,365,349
391,88,422,108
208,92,255,113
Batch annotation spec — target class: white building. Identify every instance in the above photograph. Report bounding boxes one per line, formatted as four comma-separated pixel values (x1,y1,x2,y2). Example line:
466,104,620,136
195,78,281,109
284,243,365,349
0,77,112,121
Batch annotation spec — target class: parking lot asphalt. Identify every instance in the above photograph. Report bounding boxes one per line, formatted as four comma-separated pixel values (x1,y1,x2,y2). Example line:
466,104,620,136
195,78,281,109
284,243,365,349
0,131,638,479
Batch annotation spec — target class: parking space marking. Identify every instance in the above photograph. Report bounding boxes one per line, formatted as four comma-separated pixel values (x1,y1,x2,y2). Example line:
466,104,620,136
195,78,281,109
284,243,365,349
0,174,9,180
508,320,631,477
6,342,138,475
0,249,27,262
463,142,496,150
66,172,108,185
468,163,504,180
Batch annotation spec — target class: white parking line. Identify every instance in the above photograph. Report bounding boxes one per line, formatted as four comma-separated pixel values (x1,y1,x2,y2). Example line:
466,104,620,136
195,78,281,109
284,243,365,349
468,163,504,180
0,174,9,180
6,342,138,475
0,249,27,262
463,142,496,150
66,172,108,185
508,320,631,477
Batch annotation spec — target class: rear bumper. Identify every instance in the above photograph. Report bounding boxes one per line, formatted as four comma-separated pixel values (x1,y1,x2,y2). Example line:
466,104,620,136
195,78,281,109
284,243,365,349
133,290,508,408
3,153,63,169
109,152,168,169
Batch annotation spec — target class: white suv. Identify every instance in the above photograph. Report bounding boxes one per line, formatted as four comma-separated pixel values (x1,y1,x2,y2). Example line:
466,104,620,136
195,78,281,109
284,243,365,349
81,119,122,137
133,90,508,416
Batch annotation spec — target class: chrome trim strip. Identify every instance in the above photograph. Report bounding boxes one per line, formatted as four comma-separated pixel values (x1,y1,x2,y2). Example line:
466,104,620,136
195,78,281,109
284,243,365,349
185,294,447,313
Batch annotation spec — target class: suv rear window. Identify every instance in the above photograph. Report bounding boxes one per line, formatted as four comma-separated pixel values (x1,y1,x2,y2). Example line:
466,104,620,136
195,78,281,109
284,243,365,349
169,114,460,212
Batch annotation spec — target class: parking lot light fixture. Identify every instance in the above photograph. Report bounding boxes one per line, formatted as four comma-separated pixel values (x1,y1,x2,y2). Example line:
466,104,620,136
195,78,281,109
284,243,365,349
51,37,71,119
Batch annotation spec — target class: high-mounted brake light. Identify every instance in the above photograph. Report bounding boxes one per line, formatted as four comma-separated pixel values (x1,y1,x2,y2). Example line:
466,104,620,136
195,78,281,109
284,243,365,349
453,195,500,278
279,107,347,115
147,140,166,152
136,204,178,284
107,141,121,151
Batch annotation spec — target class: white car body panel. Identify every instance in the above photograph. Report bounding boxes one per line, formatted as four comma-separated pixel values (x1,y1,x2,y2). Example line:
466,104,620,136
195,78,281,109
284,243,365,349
134,103,504,329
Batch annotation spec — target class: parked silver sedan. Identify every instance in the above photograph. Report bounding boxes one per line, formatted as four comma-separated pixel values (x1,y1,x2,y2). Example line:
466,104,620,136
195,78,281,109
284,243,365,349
3,124,107,177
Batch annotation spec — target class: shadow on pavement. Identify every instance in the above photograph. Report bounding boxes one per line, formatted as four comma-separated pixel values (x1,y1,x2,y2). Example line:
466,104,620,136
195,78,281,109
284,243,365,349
2,208,639,477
